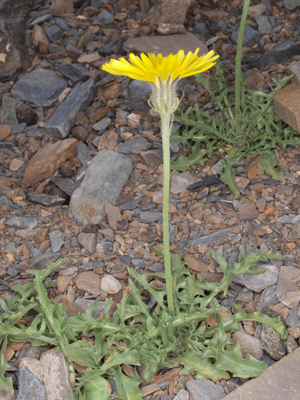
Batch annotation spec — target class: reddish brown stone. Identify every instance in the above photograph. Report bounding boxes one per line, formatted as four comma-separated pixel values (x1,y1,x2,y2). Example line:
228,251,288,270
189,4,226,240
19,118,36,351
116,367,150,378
118,0,138,9
273,83,300,133
0,124,11,140
145,0,193,27
97,131,118,151
74,271,101,295
90,106,110,123
199,10,225,22
22,138,78,188
243,68,266,90
48,0,74,16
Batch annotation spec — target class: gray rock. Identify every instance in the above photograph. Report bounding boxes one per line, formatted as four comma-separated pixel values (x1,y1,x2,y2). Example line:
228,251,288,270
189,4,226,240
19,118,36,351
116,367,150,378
18,343,43,360
49,231,65,253
5,216,37,229
140,211,163,223
45,77,97,139
174,390,189,400
234,264,279,292
259,286,280,318
189,225,243,247
17,366,46,400
77,232,97,254
54,17,70,31
45,25,62,42
231,25,260,46
0,195,18,210
70,150,133,225
186,379,226,400
140,149,163,168
11,69,68,107
148,262,164,272
92,116,111,131
28,14,53,28
132,259,149,269
128,80,151,101
260,324,287,360
77,142,92,165
51,177,78,196
119,137,148,154
283,0,300,9
119,199,141,211
0,96,18,125
286,308,300,327
55,63,89,83
97,9,114,25
30,253,60,269
255,16,274,35
26,192,65,206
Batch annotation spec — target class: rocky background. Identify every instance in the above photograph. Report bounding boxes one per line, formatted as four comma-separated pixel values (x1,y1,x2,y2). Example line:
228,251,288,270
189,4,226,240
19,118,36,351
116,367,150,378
1,0,300,399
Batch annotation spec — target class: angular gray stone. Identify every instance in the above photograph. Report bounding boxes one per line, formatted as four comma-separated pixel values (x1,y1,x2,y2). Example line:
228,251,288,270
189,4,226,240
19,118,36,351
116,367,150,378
283,0,300,10
11,69,68,106
140,149,163,168
100,274,122,294
171,172,195,194
260,324,287,360
92,116,111,131
70,150,133,225
231,25,260,46
222,347,300,399
259,286,280,318
128,80,151,101
174,390,189,400
97,9,114,25
17,366,46,400
55,63,89,83
49,231,65,253
286,308,300,327
26,192,65,206
140,211,163,223
0,96,18,125
189,226,243,247
45,77,97,139
255,16,274,35
5,216,37,229
186,379,226,400
234,264,279,292
51,177,78,196
30,253,60,269
77,232,97,254
45,25,62,41
119,137,148,154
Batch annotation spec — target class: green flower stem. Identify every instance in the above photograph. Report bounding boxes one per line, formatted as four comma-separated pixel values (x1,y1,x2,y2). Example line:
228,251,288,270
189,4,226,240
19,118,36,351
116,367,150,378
235,0,250,113
161,112,175,317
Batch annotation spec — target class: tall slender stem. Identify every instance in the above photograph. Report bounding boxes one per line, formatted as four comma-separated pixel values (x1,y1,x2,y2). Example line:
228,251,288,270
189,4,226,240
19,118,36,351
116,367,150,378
235,0,250,113
161,112,175,316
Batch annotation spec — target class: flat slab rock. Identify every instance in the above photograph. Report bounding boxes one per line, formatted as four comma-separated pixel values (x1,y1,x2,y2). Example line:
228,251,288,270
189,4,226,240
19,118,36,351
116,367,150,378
45,77,97,139
234,264,279,292
11,69,68,106
70,150,133,225
123,32,208,57
222,347,300,400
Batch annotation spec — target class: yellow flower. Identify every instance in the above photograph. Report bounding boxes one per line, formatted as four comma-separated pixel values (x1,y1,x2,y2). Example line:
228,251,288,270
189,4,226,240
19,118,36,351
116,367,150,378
102,48,219,84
